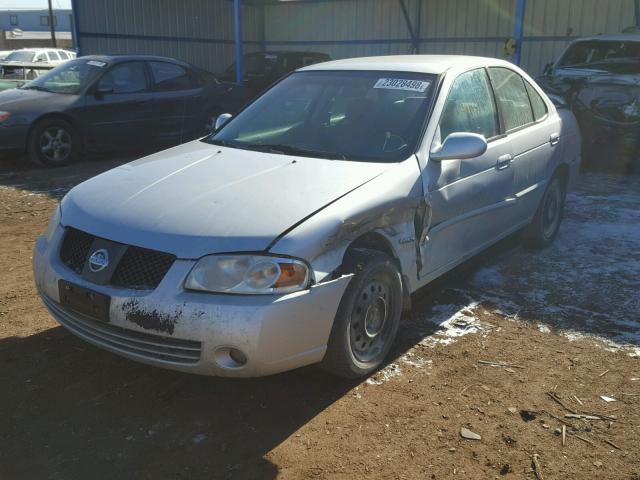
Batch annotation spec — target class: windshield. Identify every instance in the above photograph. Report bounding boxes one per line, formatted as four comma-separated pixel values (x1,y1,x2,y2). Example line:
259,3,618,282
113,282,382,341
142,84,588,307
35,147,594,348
4,51,35,62
20,59,105,94
207,70,436,162
559,40,640,68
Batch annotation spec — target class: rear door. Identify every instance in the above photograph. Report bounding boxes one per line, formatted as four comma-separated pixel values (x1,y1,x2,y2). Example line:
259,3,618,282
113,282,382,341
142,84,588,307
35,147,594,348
488,67,560,221
421,68,515,279
81,61,153,148
148,61,204,144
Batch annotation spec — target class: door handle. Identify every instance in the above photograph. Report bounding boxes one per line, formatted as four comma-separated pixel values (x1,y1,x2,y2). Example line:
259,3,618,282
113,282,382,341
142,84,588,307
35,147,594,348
496,154,513,170
550,133,560,146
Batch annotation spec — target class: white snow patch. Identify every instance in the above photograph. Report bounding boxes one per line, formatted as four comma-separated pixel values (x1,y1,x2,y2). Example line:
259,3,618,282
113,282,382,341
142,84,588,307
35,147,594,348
365,363,402,385
398,351,433,369
418,301,490,347
537,324,551,334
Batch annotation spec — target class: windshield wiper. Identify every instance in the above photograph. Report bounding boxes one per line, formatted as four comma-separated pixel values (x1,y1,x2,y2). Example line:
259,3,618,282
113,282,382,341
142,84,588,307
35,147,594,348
20,85,52,92
244,143,346,160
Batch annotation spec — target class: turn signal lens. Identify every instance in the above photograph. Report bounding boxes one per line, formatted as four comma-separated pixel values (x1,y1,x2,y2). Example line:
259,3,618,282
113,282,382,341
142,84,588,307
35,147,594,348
273,263,308,288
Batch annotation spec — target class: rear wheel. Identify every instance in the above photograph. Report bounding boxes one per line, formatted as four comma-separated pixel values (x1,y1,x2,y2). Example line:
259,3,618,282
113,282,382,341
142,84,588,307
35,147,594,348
27,118,77,167
523,174,566,249
321,249,403,378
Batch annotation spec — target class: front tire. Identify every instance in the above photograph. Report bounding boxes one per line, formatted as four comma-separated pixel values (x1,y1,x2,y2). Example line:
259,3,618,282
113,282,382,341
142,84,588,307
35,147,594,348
321,249,403,378
523,174,566,249
27,118,77,167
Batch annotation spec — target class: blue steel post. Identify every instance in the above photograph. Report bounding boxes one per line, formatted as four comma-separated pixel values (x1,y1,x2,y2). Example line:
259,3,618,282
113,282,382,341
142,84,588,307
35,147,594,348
234,0,244,85
70,0,81,55
512,0,526,65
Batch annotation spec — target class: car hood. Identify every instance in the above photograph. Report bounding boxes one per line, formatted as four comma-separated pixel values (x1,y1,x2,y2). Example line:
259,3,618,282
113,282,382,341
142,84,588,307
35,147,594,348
0,87,71,112
61,141,389,258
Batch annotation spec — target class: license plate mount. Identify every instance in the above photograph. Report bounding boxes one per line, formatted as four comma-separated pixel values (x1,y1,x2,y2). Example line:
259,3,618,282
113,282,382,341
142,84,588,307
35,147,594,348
58,280,111,322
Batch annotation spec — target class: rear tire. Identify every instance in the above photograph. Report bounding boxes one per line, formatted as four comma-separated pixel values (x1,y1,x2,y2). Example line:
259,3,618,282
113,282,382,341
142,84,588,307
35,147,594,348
27,118,77,167
321,249,403,378
523,174,566,249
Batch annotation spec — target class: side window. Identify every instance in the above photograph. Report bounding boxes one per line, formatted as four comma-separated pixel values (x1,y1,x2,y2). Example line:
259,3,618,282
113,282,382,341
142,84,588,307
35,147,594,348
35,53,47,62
489,67,534,131
47,51,61,61
439,68,498,140
98,62,148,94
524,81,548,121
149,62,197,91
59,51,69,60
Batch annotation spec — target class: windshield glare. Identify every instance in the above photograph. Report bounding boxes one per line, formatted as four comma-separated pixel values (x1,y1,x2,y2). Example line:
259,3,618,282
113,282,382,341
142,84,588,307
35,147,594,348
559,40,640,68
4,51,35,62
21,59,104,94
208,70,436,162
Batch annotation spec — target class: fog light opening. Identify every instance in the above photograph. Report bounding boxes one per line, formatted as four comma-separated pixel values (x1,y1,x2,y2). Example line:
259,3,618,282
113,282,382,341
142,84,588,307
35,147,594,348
214,347,248,369
229,348,247,366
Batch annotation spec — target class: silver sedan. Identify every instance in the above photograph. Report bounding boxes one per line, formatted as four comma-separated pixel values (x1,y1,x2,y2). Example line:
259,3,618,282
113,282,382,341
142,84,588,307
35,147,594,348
33,55,581,378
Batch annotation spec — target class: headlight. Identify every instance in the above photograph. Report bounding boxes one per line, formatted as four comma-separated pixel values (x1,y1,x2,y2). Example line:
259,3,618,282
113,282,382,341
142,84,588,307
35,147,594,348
0,111,11,123
44,204,61,241
185,255,311,294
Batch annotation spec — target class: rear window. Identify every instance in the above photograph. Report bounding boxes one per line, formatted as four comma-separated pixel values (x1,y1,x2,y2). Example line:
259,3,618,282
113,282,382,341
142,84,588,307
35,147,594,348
489,67,534,132
525,81,548,121
149,62,198,91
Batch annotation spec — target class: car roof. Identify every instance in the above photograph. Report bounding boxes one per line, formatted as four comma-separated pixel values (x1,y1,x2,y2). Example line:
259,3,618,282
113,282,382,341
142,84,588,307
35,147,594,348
77,54,191,67
248,51,328,57
568,34,640,43
300,54,516,74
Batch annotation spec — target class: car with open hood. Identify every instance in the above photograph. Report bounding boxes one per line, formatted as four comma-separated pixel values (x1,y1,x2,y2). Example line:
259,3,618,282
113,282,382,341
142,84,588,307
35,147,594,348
537,34,640,170
33,55,581,378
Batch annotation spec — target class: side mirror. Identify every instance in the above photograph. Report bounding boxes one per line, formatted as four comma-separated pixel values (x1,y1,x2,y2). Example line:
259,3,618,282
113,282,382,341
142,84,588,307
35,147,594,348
95,84,113,96
214,113,232,131
430,132,488,162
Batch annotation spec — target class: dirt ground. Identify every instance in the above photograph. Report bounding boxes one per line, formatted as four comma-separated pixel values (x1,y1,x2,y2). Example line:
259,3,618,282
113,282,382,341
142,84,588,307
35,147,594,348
0,154,638,480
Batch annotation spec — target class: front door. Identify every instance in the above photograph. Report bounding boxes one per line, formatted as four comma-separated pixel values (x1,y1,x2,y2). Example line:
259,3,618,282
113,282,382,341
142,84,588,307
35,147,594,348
420,68,515,280
81,61,153,149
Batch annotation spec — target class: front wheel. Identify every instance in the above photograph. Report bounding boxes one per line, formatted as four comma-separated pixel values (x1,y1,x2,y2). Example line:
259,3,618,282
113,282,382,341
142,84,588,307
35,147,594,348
523,175,566,249
321,249,403,378
27,118,77,167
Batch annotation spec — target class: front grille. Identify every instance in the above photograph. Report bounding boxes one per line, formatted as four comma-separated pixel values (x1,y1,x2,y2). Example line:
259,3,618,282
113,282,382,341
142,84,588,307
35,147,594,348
42,294,201,365
59,228,94,274
59,228,176,290
111,246,176,290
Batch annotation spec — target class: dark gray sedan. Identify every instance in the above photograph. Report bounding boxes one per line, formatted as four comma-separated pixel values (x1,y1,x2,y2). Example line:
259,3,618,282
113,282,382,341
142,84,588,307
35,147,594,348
0,54,247,166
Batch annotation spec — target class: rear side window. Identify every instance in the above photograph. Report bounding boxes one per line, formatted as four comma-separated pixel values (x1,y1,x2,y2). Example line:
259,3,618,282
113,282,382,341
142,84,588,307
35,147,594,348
47,51,61,61
439,68,499,140
59,51,69,60
489,67,534,132
149,62,198,91
525,81,548,121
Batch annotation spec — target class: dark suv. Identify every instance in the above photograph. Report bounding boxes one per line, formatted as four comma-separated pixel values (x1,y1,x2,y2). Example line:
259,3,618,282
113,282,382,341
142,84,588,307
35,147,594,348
220,51,331,97
537,35,640,171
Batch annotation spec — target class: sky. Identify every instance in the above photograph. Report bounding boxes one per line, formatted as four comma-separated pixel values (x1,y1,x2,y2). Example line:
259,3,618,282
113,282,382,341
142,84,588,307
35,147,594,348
0,0,71,9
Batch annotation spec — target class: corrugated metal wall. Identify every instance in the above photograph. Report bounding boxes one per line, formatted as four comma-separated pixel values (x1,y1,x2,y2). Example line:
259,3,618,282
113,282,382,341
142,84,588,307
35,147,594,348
75,0,637,76
263,0,636,75
76,0,262,74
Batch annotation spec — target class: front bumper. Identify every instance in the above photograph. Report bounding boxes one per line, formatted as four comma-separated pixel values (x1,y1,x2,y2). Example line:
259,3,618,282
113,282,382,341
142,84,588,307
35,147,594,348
0,123,28,153
33,225,352,377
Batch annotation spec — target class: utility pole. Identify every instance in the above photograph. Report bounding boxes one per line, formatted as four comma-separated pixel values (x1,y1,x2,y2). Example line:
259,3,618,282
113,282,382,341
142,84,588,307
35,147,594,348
48,0,57,47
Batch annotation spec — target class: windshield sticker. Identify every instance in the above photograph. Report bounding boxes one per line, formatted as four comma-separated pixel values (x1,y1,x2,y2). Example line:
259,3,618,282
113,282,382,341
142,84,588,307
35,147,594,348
86,60,106,67
374,78,430,92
